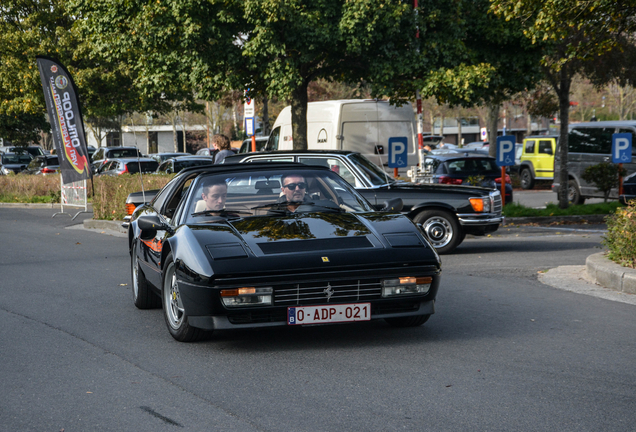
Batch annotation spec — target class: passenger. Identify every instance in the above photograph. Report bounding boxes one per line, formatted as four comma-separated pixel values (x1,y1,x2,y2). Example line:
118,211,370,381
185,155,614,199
201,180,227,211
280,173,308,212
211,134,235,164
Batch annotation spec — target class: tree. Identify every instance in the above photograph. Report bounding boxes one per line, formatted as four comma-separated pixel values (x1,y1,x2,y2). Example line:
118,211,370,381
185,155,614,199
491,0,636,208
0,113,50,146
0,0,167,146
581,162,627,202
241,0,471,150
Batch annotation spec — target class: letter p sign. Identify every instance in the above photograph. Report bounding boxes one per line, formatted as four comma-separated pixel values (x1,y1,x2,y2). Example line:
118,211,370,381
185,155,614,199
496,135,516,167
612,133,632,163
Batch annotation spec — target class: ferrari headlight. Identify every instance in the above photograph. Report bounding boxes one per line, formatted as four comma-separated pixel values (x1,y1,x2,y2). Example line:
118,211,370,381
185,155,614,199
381,277,432,297
469,197,491,213
220,287,273,307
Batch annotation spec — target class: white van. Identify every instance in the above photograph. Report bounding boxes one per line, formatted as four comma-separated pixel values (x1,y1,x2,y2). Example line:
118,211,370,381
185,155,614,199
264,100,418,170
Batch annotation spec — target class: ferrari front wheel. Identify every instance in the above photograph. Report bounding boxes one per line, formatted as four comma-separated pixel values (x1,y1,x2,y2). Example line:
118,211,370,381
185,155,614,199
162,253,207,342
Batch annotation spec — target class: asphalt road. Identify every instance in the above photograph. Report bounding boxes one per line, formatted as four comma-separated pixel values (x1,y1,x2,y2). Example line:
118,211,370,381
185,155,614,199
1,208,635,431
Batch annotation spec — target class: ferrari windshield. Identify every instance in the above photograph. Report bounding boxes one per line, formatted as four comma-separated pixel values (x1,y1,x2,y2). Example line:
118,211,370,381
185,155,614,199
184,168,374,223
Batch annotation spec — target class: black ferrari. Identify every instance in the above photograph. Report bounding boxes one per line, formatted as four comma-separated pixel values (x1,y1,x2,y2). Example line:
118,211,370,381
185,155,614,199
129,162,442,342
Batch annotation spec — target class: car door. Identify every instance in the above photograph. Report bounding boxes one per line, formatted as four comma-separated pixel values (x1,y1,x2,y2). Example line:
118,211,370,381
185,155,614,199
534,139,555,179
568,126,614,197
136,175,195,287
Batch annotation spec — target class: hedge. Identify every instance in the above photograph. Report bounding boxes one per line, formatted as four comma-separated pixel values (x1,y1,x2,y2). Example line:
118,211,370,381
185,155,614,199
0,173,173,220
603,200,636,268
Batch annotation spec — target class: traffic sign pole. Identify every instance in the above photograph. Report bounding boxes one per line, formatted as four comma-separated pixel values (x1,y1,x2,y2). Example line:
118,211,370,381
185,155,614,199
501,167,506,206
619,163,624,196
251,136,256,152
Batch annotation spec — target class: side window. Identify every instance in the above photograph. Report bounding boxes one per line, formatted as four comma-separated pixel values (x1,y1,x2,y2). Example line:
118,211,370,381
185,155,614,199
247,156,293,163
158,161,169,172
265,127,281,151
161,178,192,222
538,140,553,155
569,127,614,154
617,129,636,155
525,140,535,154
170,179,195,224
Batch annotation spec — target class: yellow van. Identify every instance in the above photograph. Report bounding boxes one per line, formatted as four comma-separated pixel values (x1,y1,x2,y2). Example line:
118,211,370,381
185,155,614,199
519,135,557,189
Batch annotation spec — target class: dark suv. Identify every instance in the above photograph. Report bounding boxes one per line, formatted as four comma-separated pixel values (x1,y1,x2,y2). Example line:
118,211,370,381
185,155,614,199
91,146,143,173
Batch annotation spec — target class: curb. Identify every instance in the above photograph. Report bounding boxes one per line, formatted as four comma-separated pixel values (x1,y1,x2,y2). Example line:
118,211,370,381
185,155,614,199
586,252,636,294
506,214,608,225
83,219,128,234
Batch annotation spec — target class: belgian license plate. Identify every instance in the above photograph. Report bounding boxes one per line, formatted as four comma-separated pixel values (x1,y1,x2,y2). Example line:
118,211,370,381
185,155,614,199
287,303,371,325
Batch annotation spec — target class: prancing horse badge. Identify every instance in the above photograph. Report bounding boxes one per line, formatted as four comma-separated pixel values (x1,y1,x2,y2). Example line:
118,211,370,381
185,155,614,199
322,257,330,262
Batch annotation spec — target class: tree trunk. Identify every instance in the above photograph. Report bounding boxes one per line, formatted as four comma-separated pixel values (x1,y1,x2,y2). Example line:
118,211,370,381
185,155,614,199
457,116,463,147
171,114,178,152
262,97,270,136
487,103,500,158
556,67,572,209
291,81,309,150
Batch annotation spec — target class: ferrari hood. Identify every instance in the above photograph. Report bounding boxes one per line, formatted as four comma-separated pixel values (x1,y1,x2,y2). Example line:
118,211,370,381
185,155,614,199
230,212,377,255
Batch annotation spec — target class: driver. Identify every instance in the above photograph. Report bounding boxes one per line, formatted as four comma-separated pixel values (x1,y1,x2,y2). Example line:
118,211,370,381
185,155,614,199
280,173,308,212
201,180,227,211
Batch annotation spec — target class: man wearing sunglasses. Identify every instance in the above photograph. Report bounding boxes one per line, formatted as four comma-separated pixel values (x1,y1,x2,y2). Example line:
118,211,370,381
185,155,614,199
280,173,308,212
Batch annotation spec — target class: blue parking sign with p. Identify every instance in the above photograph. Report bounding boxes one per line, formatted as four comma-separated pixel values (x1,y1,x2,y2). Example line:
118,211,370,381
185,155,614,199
612,133,632,163
496,135,516,167
388,137,408,168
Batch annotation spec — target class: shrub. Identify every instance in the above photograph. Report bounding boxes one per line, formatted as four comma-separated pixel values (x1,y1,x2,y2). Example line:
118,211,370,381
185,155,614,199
92,174,173,220
0,173,173,220
581,162,626,202
603,200,636,268
0,174,61,202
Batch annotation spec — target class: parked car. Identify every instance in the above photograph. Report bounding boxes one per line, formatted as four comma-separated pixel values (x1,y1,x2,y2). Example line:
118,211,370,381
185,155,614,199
96,157,159,176
620,171,636,204
0,145,46,158
226,150,504,253
156,156,215,174
238,136,269,153
553,121,636,204
128,162,441,341
22,155,60,175
91,146,143,173
196,147,217,158
519,135,557,189
0,152,33,175
86,145,97,162
419,153,513,204
148,152,189,164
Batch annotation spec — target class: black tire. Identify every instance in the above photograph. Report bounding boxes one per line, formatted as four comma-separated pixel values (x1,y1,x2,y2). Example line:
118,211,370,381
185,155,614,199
568,179,586,205
520,168,534,190
162,253,208,342
131,241,161,309
414,209,462,254
385,314,431,328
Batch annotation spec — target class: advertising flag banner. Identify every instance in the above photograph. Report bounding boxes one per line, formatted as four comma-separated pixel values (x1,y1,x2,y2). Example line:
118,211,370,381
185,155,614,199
36,56,92,184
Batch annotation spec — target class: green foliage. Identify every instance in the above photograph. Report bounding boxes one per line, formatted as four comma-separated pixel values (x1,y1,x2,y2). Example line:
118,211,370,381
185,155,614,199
0,0,176,143
0,113,50,145
503,201,623,217
603,201,636,268
581,162,626,202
